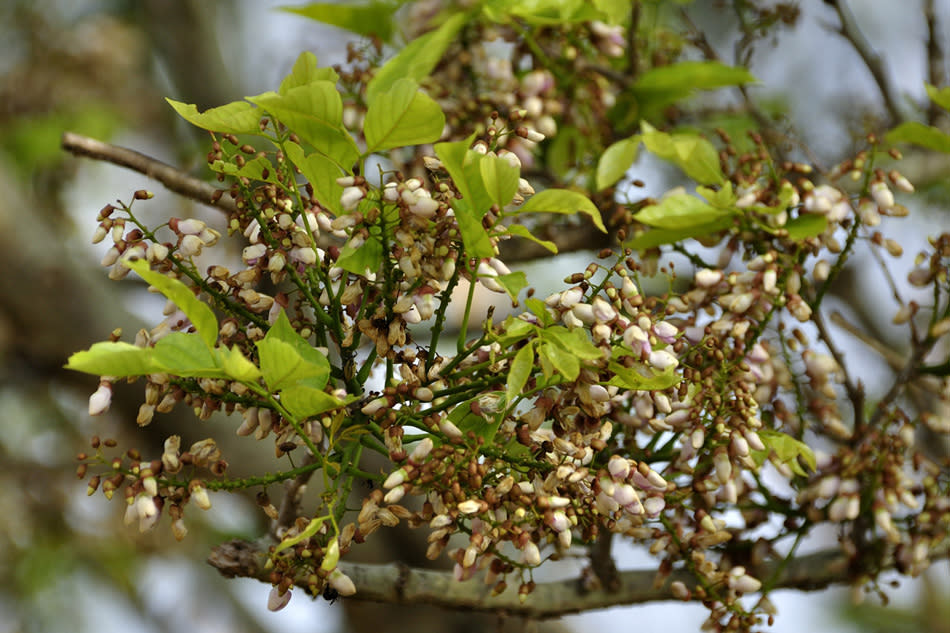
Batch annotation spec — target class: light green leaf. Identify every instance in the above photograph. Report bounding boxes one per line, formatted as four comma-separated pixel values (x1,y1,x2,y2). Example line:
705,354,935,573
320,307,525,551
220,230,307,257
364,79,445,153
210,156,279,184
435,137,495,258
542,326,603,360
784,214,828,241
479,153,520,208
284,141,344,214
166,98,262,135
367,12,470,101
449,398,502,442
596,135,640,191
280,3,396,42
606,361,680,390
127,259,218,349
151,333,222,377
65,342,155,377
247,83,360,168
278,51,340,94
755,429,816,477
504,224,557,253
257,310,330,391
634,61,756,96
216,345,261,382
514,189,606,232
642,123,724,185
482,0,601,24
885,121,950,154
494,316,536,347
280,384,344,418
925,83,950,111
625,218,732,250
496,271,528,301
454,199,495,259
634,192,733,230
538,342,580,381
524,298,555,326
274,514,329,554
506,343,535,406
336,234,383,275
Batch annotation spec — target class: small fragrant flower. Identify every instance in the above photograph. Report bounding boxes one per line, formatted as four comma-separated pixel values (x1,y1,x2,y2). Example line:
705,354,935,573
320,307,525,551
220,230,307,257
88,383,113,416
648,349,678,371
870,181,895,210
522,541,541,566
268,587,291,612
340,186,365,211
457,499,482,514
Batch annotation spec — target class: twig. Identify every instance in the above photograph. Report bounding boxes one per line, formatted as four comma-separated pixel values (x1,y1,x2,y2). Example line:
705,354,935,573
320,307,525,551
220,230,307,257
826,0,905,126
812,307,865,430
924,0,947,126
61,131,237,213
207,537,950,619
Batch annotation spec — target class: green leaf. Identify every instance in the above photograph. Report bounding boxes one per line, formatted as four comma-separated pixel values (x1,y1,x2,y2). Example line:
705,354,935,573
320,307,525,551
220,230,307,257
596,135,640,191
606,361,680,390
256,310,330,391
642,123,724,185
479,153,520,208
284,141,344,213
166,98,262,135
280,3,396,42
280,384,344,418
784,213,828,241
454,199,495,259
126,259,218,349
514,189,606,232
435,137,495,258
247,83,360,168
506,343,535,405
216,345,261,382
885,121,950,154
367,12,470,101
482,0,602,24
504,224,557,253
538,342,580,381
634,192,733,230
448,401,501,442
755,429,816,477
496,271,528,301
625,218,732,250
336,234,383,275
279,51,340,94
925,83,950,111
634,61,756,95
65,341,155,377
210,156,279,184
274,514,329,554
364,79,445,153
494,316,536,346
524,298,555,326
151,332,222,377
542,326,603,360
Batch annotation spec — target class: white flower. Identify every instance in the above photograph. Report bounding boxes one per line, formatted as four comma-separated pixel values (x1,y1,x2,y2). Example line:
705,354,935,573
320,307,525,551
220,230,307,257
648,349,678,371
88,383,112,416
340,186,365,211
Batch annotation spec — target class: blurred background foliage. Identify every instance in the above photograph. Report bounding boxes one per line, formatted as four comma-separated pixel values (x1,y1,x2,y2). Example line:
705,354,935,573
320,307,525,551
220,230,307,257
0,1,947,632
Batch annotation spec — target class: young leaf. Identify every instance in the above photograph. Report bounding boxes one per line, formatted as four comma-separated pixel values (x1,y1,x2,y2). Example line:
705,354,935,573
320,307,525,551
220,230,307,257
166,99,262,135
641,124,724,185
784,213,828,241
363,79,445,153
542,326,603,360
435,137,493,215
151,332,224,378
885,121,950,154
504,224,557,253
284,141,344,213
494,316,536,347
479,153,520,208
606,361,680,390
367,12,470,101
524,298,555,326
755,430,816,477
506,343,534,406
280,3,396,42
126,259,218,349
65,341,156,377
247,83,360,168
538,341,580,381
256,310,330,392
596,135,640,191
211,156,280,184
273,514,329,554
625,219,732,250
335,234,383,276
216,345,262,383
513,189,606,233
279,384,344,419
278,51,340,95
925,83,950,111
634,192,733,230
496,271,528,301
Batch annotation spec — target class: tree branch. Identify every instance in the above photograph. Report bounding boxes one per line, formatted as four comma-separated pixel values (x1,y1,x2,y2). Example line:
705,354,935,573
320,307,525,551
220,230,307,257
825,0,906,125
61,131,237,213
207,537,950,619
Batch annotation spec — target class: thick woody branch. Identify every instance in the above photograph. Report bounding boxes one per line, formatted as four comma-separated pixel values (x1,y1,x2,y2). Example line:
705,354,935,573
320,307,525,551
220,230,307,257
207,538,950,619
61,131,237,213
